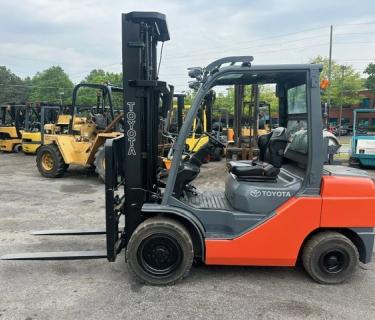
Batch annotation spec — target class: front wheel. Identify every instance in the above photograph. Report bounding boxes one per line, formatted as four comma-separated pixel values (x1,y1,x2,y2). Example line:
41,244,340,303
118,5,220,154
302,231,359,284
36,144,68,178
126,217,194,285
94,146,105,182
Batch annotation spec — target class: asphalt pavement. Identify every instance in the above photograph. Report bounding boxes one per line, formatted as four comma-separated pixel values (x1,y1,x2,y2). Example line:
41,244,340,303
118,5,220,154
0,153,374,320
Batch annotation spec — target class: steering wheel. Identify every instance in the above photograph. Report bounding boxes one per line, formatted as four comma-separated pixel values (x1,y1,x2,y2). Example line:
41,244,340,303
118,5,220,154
203,131,226,148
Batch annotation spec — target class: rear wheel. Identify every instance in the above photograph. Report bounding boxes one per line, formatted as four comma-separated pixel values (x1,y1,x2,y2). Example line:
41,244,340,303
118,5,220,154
36,144,68,178
302,231,359,284
13,143,22,153
94,146,105,181
126,217,194,285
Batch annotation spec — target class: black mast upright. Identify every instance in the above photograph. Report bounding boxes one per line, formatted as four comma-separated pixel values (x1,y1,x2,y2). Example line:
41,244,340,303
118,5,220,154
121,12,171,244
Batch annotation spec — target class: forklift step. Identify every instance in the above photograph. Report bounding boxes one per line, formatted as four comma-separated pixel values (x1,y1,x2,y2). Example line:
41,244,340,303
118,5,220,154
31,229,108,236
31,228,124,236
0,250,107,260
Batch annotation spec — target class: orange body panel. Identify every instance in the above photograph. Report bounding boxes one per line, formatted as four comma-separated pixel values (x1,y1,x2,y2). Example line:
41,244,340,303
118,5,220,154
205,197,321,266
320,176,375,227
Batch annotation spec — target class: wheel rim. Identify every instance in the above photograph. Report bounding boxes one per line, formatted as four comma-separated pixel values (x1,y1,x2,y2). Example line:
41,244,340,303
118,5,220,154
14,144,22,153
137,234,183,276
41,152,54,171
319,249,349,274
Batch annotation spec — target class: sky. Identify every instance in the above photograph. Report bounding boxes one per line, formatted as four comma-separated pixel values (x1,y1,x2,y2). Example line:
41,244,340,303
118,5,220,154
0,0,374,92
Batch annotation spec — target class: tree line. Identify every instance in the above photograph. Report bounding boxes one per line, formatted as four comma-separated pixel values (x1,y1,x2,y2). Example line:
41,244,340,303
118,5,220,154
0,66,123,106
1,56,374,110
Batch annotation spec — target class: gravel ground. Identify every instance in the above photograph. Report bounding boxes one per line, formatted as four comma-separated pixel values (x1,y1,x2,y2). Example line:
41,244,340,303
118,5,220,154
0,153,375,320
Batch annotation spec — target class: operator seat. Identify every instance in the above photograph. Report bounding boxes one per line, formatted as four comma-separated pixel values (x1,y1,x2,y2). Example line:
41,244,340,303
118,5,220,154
228,127,288,181
92,113,108,130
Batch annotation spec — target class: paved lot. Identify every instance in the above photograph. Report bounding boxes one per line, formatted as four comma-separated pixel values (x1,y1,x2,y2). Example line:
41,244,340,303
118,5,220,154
0,154,375,320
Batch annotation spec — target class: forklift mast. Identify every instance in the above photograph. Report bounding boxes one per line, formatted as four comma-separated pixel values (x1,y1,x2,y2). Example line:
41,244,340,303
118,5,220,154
2,105,26,138
204,90,214,133
174,93,185,133
24,104,40,132
105,12,173,260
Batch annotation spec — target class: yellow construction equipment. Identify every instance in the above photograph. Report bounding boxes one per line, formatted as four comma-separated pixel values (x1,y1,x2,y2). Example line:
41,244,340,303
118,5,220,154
21,104,62,154
0,104,25,152
36,84,123,180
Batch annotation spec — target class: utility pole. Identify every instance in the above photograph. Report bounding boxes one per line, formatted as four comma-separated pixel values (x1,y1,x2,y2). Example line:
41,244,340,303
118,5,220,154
59,92,64,106
338,65,346,140
327,25,333,128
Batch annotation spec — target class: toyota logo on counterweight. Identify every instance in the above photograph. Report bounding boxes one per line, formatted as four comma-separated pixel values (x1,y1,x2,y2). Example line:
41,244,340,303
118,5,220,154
250,190,262,197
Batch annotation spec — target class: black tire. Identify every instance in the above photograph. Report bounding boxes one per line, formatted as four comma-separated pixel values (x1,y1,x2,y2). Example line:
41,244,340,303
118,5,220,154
302,231,359,284
213,147,222,161
13,143,22,153
94,146,105,182
349,157,361,168
126,217,194,285
36,144,68,178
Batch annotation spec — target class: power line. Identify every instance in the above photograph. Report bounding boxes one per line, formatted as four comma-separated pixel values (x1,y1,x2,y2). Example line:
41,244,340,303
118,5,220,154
162,25,375,63
337,21,375,26
1,21,374,87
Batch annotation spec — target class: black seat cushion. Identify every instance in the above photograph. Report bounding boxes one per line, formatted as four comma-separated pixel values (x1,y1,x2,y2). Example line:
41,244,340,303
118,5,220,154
228,161,279,178
227,128,287,182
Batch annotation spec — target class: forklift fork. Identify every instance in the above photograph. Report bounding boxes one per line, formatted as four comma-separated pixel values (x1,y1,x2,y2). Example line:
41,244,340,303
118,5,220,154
0,136,126,262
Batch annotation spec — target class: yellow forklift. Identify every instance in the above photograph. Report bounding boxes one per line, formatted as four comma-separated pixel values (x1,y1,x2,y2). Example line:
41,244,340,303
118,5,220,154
185,91,215,153
169,91,223,161
21,104,62,154
35,83,123,180
0,104,25,152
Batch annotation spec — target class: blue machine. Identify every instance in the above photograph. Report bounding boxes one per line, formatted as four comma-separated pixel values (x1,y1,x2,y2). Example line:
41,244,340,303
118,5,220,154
350,109,375,167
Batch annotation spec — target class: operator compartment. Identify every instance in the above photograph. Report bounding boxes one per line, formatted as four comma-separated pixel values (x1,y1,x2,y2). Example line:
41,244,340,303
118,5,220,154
225,125,305,214
176,67,315,218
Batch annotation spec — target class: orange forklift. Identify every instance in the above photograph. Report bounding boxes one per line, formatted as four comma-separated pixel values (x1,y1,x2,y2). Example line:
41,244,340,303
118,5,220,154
2,12,375,286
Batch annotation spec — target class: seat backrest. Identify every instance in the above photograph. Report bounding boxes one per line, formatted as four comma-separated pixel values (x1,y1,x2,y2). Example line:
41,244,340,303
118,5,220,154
283,125,308,167
267,127,288,168
92,113,108,130
258,127,288,168
258,132,272,161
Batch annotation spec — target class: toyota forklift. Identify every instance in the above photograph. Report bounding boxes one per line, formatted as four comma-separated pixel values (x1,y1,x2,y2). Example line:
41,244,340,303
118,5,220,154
2,12,375,286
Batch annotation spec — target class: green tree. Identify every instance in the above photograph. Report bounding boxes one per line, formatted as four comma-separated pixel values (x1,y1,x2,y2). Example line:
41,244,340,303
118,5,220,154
310,55,364,107
29,66,74,105
214,88,235,114
83,69,122,85
363,62,375,93
75,69,123,109
182,90,195,106
0,66,29,104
